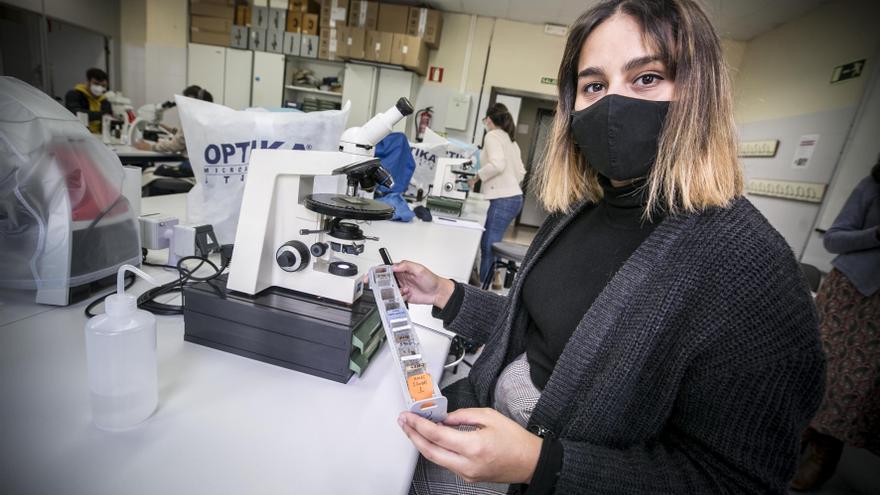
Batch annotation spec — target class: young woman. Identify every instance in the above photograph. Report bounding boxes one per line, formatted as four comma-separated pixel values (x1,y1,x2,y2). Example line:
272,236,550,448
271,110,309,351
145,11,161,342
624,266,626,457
392,0,825,493
472,103,527,285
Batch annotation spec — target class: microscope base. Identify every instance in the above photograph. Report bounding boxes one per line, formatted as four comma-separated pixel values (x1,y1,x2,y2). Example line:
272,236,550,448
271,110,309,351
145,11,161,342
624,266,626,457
183,275,383,383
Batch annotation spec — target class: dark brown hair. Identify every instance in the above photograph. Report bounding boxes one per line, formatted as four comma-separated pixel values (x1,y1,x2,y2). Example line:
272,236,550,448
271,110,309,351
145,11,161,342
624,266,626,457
486,103,516,142
532,0,742,214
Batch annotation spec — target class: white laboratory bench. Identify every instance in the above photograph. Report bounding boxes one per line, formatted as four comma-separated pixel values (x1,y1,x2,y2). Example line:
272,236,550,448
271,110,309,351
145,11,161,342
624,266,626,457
0,193,488,495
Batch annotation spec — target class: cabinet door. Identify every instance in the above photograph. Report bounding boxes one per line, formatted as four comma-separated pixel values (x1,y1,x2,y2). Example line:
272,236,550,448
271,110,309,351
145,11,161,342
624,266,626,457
224,48,253,109
251,51,284,108
187,43,226,105
376,68,416,135
341,63,378,127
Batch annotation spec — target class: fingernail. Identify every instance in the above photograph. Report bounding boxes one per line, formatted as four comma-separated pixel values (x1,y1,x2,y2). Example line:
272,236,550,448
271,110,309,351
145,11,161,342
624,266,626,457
397,417,404,427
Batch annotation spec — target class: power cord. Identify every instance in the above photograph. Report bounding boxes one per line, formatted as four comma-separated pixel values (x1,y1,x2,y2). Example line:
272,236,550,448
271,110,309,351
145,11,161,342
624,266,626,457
84,245,233,318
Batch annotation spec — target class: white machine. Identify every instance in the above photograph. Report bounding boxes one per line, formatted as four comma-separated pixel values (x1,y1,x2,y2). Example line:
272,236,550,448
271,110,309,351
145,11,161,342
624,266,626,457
128,100,175,145
431,157,476,201
226,97,415,305
101,91,134,144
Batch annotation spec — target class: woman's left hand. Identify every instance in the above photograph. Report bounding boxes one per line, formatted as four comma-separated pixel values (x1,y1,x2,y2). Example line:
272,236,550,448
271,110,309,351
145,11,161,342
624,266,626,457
467,177,478,190
398,408,542,484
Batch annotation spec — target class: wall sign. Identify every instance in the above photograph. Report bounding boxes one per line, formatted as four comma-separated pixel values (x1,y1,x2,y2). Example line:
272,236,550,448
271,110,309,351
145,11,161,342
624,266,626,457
792,134,820,169
428,66,444,83
540,77,557,85
830,59,865,84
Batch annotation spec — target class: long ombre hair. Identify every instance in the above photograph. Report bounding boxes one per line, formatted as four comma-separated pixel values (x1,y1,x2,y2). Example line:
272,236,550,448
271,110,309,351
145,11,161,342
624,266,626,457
533,0,742,215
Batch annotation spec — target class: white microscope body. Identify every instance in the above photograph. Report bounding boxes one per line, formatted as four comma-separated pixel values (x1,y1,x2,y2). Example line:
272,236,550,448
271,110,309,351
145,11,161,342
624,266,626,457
226,98,414,305
432,157,476,201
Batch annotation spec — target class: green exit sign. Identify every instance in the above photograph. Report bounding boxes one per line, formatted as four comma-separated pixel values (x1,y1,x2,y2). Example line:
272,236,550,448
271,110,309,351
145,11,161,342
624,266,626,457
540,77,557,85
830,59,865,83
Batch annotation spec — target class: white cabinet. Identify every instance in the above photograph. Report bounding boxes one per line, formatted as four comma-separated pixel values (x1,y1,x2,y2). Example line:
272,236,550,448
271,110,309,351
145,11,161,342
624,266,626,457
376,68,418,134
223,48,253,109
342,63,379,127
187,43,227,104
251,51,285,108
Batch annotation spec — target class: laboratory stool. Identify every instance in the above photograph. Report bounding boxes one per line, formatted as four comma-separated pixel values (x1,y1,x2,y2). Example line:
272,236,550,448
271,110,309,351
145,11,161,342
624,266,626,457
481,241,529,290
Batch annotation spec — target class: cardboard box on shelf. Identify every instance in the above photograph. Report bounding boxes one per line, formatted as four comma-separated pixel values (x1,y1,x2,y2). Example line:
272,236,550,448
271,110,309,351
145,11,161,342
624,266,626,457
347,1,377,30
391,33,427,75
252,5,269,29
338,26,365,59
318,27,340,60
191,15,233,33
234,5,250,26
266,28,285,53
300,33,320,58
249,28,267,51
320,0,348,28
407,7,442,48
302,13,319,35
268,7,287,31
376,3,408,34
191,27,230,46
190,0,235,19
290,0,320,14
283,31,302,55
230,25,249,48
287,11,302,32
365,30,392,63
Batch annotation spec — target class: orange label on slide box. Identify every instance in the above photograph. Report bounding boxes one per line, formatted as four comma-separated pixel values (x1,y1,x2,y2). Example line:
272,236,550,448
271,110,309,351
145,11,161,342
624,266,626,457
407,373,434,402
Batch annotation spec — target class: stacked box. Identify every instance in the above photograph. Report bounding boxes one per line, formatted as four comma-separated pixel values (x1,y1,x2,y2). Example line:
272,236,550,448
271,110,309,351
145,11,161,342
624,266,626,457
266,28,284,52
230,25,249,48
268,7,287,31
318,27,340,60
347,0,377,29
407,7,442,48
287,10,302,31
320,0,348,29
252,5,269,29
302,13,320,34
249,28,267,51
284,31,302,55
390,33,427,75
301,33,319,58
365,30,392,63
190,0,235,47
376,3,408,34
338,26,365,60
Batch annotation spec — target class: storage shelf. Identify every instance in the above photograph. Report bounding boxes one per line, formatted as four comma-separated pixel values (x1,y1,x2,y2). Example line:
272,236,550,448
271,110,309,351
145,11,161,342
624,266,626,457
284,85,343,97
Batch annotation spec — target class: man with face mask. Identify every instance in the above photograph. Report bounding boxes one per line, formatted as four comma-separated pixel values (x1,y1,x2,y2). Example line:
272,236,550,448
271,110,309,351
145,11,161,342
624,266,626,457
64,67,112,134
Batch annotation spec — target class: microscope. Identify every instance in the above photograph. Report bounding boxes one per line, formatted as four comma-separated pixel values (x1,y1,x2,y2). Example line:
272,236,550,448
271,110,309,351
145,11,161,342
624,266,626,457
426,157,476,216
183,98,415,383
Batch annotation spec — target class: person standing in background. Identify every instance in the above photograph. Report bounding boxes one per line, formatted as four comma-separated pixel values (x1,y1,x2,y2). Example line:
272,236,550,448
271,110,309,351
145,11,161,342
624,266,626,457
64,67,111,134
470,103,527,286
792,158,880,491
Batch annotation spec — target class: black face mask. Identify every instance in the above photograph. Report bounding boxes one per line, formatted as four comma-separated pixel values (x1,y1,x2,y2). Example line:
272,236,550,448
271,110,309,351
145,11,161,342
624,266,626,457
570,94,670,181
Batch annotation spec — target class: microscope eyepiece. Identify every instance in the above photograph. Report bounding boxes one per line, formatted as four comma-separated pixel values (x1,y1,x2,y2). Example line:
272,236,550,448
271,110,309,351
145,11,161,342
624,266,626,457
395,97,414,117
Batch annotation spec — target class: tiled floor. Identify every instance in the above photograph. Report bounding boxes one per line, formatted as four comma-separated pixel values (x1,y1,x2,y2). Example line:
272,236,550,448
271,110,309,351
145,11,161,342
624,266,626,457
451,223,880,494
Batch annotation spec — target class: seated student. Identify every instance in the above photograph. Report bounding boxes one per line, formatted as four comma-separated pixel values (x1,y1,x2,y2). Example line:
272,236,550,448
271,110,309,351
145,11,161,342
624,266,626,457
65,67,111,134
134,85,213,153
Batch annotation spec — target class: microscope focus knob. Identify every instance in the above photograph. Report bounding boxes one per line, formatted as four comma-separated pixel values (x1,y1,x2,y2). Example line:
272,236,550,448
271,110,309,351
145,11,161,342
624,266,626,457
276,241,310,272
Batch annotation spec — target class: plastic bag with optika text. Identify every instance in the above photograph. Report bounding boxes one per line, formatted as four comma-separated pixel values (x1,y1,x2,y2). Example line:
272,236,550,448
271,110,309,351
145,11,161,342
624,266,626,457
176,95,350,243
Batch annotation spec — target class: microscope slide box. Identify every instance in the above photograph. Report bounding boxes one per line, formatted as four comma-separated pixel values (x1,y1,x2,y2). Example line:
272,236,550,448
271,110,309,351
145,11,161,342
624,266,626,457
183,275,378,383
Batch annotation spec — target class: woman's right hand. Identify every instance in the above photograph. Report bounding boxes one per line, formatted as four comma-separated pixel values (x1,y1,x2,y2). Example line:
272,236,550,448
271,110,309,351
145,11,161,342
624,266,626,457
393,261,455,309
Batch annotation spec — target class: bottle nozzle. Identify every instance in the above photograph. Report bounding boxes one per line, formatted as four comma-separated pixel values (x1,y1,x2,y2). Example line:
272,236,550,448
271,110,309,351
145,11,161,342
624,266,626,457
117,264,160,296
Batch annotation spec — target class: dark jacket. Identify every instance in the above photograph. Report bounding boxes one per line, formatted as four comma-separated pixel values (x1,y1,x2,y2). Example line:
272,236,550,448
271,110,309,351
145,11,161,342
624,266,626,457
443,197,825,494
64,83,111,133
824,175,880,296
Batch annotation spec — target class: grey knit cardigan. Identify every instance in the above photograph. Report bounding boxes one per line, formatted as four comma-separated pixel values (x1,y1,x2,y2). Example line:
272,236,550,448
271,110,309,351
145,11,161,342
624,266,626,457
443,197,825,494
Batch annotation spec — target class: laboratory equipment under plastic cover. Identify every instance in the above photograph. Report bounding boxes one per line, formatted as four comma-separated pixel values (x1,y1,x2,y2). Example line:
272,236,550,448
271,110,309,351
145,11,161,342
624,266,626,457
0,77,140,305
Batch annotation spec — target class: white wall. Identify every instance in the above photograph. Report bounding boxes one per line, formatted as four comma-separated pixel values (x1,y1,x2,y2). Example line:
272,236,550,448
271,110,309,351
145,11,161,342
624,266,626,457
732,0,880,264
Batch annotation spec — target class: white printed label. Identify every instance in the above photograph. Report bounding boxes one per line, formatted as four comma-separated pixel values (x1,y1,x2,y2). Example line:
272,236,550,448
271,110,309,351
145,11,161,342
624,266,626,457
332,7,346,21
359,3,367,26
347,36,353,46
375,42,380,51
329,38,337,52
402,45,409,54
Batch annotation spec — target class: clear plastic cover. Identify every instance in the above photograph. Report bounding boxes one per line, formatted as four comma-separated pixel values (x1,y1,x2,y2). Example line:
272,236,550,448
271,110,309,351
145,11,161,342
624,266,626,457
0,77,140,303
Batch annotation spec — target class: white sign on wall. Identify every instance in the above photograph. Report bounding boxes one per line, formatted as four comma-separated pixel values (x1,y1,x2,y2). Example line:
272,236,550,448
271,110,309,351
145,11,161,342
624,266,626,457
792,134,820,168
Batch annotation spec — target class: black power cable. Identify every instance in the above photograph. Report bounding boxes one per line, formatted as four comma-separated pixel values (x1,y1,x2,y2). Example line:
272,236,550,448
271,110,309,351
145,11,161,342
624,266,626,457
84,247,231,318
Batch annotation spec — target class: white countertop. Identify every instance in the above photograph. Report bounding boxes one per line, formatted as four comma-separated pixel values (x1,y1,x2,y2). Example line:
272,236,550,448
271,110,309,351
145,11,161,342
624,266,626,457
0,193,488,495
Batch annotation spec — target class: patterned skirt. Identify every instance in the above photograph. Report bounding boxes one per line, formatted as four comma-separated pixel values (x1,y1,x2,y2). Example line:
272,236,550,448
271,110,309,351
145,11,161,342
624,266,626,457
811,268,880,454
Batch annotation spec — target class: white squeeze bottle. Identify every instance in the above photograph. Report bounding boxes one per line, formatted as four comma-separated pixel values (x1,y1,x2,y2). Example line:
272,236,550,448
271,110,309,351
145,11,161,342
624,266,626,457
85,265,160,430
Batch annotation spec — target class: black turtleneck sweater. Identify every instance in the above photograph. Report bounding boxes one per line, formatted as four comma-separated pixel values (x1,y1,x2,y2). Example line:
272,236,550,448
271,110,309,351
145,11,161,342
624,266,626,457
523,176,661,389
